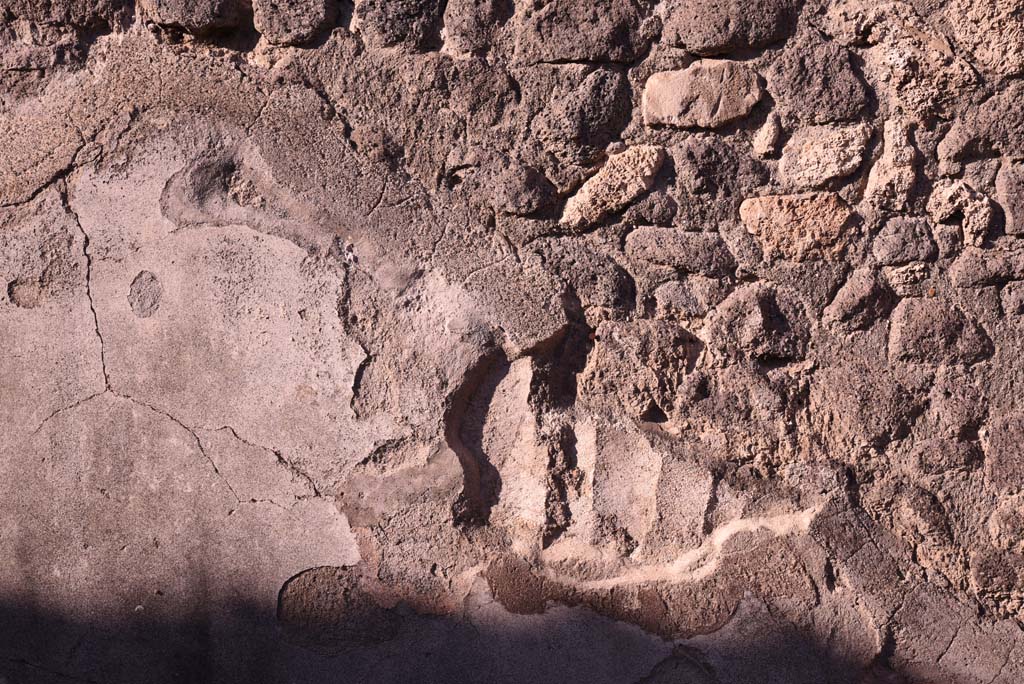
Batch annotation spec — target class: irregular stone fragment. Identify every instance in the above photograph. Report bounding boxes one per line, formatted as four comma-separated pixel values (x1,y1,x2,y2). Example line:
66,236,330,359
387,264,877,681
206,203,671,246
578,320,702,419
882,262,930,297
277,566,399,653
534,239,636,314
140,0,250,34
442,0,511,55
823,268,894,331
739,192,855,262
985,414,1024,493
516,0,655,64
671,363,797,462
864,119,919,213
493,164,556,216
950,244,1024,288
355,0,445,51
779,123,871,189
625,227,736,278
645,456,715,561
469,357,550,538
752,113,782,158
938,80,1024,174
254,0,332,45
931,222,965,259
673,136,769,214
464,252,569,356
872,217,937,266
654,277,730,318
660,0,801,55
888,298,993,366
642,61,763,129
996,160,1024,236
705,283,809,362
911,437,983,475
576,419,662,549
766,40,868,124
891,488,958,582
924,368,987,441
559,146,665,231
969,546,1024,619
927,179,995,247
536,68,632,171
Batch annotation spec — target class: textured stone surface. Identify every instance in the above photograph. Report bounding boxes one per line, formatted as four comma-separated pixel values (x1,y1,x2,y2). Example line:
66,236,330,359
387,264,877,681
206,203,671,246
927,179,996,247
3,1,1024,683
660,0,801,55
944,0,1024,77
997,161,1024,236
642,60,763,129
253,0,332,45
560,145,665,231
739,192,855,262
779,122,871,189
140,0,250,34
872,217,937,266
864,118,918,212
765,39,868,124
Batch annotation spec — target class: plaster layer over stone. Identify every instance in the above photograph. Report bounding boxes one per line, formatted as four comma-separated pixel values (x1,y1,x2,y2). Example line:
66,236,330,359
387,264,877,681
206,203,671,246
2,1,1024,682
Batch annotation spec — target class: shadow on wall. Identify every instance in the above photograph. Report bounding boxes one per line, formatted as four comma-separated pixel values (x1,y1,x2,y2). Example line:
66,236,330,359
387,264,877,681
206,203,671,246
0,590,911,684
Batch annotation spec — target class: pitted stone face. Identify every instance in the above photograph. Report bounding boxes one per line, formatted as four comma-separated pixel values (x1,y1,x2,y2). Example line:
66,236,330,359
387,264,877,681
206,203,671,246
128,270,162,318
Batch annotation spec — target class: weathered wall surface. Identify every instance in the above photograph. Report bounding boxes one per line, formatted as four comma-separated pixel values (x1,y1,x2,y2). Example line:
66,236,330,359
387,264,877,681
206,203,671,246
2,0,1024,682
